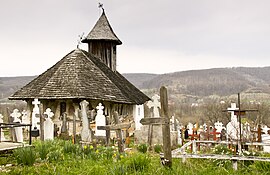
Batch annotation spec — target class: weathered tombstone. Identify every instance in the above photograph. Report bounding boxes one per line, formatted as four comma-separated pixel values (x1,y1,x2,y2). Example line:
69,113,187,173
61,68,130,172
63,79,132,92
10,109,23,142
44,108,54,140
32,98,40,130
80,100,92,142
95,103,106,137
0,114,6,141
60,112,68,134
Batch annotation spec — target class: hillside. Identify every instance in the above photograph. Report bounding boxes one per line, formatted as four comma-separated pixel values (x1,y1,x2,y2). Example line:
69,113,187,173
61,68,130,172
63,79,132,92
124,67,270,97
1,67,270,101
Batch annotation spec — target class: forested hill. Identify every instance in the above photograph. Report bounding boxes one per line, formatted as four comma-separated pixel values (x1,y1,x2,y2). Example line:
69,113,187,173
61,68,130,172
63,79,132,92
123,67,270,97
1,67,270,100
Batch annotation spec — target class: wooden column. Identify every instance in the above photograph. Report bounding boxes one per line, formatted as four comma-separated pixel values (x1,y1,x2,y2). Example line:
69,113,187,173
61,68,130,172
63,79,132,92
160,86,172,167
39,103,44,141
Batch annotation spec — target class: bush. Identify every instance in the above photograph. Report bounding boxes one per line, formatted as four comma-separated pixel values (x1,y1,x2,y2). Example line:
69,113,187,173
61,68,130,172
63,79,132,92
137,144,148,153
125,153,151,172
154,144,163,153
13,147,36,166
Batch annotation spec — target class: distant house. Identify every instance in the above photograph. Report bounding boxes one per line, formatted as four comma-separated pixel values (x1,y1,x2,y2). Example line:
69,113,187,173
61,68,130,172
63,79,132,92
9,9,150,138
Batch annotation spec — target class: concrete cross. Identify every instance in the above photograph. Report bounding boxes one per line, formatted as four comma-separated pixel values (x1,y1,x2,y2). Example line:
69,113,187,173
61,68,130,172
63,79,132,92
44,108,54,119
10,109,21,122
96,103,104,115
227,103,239,122
32,98,40,113
147,94,161,117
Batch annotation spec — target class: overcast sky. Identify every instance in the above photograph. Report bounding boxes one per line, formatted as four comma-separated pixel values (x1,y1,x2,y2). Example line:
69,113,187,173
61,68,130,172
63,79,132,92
1,0,270,76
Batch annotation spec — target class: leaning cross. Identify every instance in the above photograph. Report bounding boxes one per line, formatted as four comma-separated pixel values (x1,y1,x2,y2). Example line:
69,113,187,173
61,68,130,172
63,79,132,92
140,87,172,167
97,111,131,153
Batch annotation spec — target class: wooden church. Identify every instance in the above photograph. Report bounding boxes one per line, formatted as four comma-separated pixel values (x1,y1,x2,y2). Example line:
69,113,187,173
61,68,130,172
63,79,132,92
9,9,150,141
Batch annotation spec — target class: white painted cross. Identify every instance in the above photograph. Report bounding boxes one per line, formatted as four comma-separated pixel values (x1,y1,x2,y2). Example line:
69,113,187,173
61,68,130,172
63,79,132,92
95,103,106,137
44,108,54,140
32,98,40,129
226,103,240,140
227,103,239,122
10,109,23,142
147,94,161,118
21,110,30,124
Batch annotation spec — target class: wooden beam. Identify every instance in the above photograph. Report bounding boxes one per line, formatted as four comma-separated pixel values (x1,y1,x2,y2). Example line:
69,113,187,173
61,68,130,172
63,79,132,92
140,117,169,125
160,86,172,167
97,123,131,130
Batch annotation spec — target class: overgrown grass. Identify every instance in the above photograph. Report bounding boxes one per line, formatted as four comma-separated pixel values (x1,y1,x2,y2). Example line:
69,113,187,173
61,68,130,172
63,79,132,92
1,140,270,174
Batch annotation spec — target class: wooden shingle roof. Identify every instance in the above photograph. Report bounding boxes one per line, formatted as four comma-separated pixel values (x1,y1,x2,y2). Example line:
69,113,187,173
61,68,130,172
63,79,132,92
9,49,150,104
82,11,122,45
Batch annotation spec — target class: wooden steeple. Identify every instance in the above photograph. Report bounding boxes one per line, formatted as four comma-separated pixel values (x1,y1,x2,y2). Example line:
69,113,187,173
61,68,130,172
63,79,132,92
82,9,122,72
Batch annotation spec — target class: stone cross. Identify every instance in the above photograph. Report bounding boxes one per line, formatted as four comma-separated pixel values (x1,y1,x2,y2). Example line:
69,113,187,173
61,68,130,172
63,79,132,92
214,121,224,133
147,94,161,118
44,108,54,140
10,109,23,142
32,98,40,129
21,110,30,124
95,103,106,137
80,100,92,142
226,103,240,140
227,103,239,122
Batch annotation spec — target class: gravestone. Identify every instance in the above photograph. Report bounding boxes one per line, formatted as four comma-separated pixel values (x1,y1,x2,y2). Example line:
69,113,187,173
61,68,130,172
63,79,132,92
10,109,23,142
21,110,30,124
187,122,194,135
32,98,40,130
226,103,240,140
0,114,6,141
95,103,106,137
80,100,92,142
44,108,54,140
133,104,144,130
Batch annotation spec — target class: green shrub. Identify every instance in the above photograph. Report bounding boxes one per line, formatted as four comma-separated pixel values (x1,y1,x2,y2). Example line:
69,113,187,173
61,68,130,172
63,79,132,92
124,153,151,172
63,141,80,154
35,142,50,160
213,144,233,155
47,149,63,162
154,144,163,153
137,144,148,153
13,147,36,166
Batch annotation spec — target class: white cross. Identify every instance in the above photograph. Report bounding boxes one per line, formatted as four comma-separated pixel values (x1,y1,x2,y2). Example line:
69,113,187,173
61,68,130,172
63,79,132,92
10,109,21,122
147,94,161,117
44,108,54,119
227,103,238,122
32,98,40,106
32,98,40,113
96,103,104,115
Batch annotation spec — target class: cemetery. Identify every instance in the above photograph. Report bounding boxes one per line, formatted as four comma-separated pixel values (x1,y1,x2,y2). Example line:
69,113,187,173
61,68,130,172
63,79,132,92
1,5,270,175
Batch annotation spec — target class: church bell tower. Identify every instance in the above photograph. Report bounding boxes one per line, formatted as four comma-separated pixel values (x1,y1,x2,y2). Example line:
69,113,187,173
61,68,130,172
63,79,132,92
82,9,122,72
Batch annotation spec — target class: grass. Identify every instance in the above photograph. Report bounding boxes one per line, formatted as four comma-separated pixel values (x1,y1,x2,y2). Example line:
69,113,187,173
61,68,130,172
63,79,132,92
0,140,270,174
